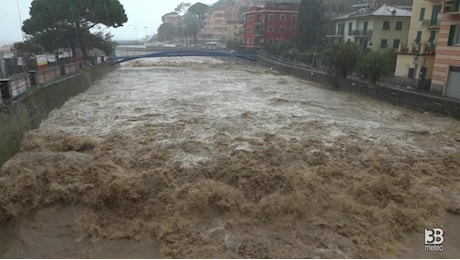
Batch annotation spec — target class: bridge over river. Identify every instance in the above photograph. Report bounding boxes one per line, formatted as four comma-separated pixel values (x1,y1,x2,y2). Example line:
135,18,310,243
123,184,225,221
110,49,257,63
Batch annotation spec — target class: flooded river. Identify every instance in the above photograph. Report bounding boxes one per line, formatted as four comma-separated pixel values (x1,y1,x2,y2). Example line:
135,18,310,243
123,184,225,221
1,57,459,258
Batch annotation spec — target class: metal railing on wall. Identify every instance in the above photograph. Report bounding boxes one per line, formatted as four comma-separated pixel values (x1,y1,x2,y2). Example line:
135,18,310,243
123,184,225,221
1,60,102,105
257,50,326,75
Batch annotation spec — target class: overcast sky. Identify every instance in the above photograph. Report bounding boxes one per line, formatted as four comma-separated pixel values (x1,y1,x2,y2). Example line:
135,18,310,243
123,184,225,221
0,0,216,46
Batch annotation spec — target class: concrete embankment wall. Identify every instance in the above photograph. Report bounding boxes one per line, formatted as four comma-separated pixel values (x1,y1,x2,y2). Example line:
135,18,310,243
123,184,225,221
257,54,460,119
0,64,116,166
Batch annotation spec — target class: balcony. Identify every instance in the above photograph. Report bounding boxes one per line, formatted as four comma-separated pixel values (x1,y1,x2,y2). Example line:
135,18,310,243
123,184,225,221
422,19,441,28
399,42,436,55
350,29,373,37
443,0,460,14
325,33,345,38
254,30,264,37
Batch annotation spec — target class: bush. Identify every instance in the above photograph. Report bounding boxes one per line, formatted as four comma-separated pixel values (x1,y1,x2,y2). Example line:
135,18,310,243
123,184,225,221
322,42,360,78
357,49,397,84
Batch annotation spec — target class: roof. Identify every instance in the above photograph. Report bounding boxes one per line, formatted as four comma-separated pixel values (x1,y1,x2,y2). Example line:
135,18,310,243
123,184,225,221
331,4,412,21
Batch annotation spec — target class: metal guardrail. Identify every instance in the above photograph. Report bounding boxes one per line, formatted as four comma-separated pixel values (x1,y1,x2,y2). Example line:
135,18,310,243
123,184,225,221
111,49,258,63
257,50,326,75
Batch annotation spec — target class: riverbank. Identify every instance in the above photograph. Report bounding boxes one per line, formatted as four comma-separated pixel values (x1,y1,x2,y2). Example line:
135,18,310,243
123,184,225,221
256,50,460,120
0,63,116,166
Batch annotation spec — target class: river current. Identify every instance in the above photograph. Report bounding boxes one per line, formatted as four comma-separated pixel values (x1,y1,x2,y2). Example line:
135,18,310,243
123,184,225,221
0,57,459,258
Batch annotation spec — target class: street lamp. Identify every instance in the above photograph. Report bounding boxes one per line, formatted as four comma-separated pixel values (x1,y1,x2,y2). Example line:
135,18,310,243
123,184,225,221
135,27,138,42
144,26,148,40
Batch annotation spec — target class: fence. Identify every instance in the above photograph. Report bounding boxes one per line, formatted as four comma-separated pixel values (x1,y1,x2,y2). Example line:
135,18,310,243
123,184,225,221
256,50,326,75
1,61,94,104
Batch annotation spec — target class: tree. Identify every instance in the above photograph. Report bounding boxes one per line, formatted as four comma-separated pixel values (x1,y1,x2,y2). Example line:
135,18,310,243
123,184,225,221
175,2,192,15
23,0,127,60
323,41,360,78
183,13,199,47
188,2,208,28
297,0,327,51
157,23,178,42
357,49,397,84
175,2,192,45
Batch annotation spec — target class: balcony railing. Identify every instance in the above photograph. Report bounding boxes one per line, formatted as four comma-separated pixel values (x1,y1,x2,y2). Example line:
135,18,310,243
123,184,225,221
326,33,345,38
399,42,436,55
350,29,373,37
254,31,264,36
444,0,460,13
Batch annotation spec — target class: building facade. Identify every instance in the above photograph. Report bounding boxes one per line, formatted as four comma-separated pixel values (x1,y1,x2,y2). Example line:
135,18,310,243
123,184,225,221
328,4,412,52
394,0,442,89
162,12,181,27
201,6,240,42
243,4,299,48
430,0,460,98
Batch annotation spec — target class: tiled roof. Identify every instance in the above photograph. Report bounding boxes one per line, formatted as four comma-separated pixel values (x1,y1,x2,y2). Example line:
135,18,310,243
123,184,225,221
332,4,412,20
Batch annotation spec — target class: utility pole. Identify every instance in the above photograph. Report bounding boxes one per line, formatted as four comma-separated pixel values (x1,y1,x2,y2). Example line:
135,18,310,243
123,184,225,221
16,0,25,42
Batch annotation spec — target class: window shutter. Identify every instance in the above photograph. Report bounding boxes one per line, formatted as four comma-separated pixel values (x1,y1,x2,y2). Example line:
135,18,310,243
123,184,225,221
448,25,456,46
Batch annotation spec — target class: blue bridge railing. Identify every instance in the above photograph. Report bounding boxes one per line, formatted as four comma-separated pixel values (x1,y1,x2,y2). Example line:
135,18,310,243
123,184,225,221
110,49,257,63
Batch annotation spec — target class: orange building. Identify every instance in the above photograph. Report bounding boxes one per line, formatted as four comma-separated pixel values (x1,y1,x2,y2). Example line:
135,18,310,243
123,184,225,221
431,0,460,99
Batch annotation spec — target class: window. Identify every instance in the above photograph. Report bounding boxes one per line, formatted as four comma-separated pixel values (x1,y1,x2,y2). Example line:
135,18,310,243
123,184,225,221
291,14,297,21
393,39,400,49
396,21,403,31
383,21,390,30
268,38,273,44
268,26,274,33
431,5,442,26
259,14,264,22
338,23,345,35
291,26,297,33
429,31,437,45
415,31,422,43
380,39,388,48
448,25,460,45
280,14,286,21
279,26,286,33
363,21,368,34
269,14,275,21
348,22,353,35
419,7,425,21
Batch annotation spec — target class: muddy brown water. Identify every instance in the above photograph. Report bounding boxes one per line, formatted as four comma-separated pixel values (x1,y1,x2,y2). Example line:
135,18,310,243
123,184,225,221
0,57,459,258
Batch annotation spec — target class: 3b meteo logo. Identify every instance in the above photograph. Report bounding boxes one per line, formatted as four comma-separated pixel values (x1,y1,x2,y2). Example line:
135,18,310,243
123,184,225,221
425,228,445,252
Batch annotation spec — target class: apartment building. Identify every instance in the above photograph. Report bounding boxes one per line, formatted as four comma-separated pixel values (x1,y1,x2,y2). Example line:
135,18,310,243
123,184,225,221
201,6,240,42
431,0,460,98
394,0,442,89
243,3,299,48
328,4,412,52
162,12,181,27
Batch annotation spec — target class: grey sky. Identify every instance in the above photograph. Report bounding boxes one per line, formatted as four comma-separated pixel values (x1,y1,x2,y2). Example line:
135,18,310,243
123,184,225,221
0,0,216,46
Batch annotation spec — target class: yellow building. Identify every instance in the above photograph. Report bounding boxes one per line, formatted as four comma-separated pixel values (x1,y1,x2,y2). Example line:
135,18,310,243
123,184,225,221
328,4,412,52
394,0,442,88
201,6,240,42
